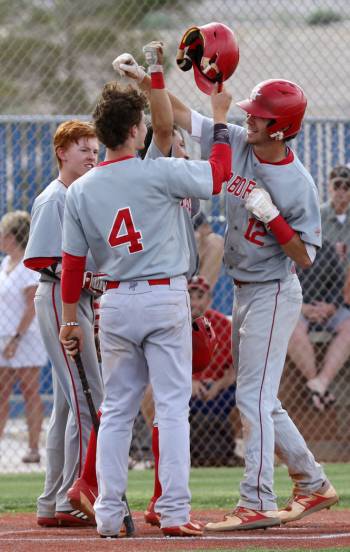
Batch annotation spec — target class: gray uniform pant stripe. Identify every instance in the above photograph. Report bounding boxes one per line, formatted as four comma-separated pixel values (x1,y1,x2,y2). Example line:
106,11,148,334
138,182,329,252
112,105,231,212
35,281,103,515
233,276,327,510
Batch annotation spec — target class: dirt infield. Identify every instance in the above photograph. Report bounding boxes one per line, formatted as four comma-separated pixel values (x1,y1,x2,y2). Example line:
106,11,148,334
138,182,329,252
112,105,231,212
0,509,350,551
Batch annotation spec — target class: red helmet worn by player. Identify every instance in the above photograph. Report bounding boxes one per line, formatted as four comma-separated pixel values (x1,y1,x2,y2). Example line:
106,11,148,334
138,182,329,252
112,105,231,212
192,315,217,374
176,22,239,95
236,79,307,140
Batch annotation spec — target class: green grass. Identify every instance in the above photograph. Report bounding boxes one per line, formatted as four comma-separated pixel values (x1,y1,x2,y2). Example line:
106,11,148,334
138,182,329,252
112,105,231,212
175,550,348,552
0,463,349,514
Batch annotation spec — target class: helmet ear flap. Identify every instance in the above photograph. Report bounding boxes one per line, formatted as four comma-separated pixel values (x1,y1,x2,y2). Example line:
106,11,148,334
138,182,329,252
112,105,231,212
176,28,203,72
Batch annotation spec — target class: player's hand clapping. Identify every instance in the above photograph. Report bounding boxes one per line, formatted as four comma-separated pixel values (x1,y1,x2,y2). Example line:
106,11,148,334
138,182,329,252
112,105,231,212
112,53,146,83
142,40,164,67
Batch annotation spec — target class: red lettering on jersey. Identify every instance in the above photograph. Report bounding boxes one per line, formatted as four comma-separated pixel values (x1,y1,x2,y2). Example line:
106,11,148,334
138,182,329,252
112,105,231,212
242,180,256,199
108,207,143,253
227,174,257,199
244,217,267,246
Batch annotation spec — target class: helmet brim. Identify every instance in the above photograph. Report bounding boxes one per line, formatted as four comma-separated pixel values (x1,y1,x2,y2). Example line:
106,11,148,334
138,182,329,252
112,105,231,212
236,98,275,119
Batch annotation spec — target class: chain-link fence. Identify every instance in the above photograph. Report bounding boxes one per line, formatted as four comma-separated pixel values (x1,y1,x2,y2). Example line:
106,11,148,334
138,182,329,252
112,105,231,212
0,0,350,472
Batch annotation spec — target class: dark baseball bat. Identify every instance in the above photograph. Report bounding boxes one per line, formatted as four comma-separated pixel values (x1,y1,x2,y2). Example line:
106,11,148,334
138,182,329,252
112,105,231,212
74,351,135,536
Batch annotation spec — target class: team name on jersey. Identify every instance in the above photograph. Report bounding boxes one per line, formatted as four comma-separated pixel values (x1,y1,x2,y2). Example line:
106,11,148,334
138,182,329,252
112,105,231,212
226,174,257,199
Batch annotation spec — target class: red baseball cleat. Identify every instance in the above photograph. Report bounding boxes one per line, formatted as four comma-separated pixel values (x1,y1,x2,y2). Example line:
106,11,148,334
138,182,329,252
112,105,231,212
144,497,161,527
278,484,339,523
205,507,281,531
162,518,203,537
67,477,97,521
37,516,59,527
55,509,96,526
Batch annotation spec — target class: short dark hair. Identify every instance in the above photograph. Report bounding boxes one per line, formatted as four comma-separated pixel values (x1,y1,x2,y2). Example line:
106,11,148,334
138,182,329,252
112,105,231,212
93,82,148,149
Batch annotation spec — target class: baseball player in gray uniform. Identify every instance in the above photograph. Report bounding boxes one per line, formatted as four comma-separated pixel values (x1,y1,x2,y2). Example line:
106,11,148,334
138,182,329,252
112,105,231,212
24,121,103,527
66,44,201,526
174,81,339,530
121,54,339,530
59,69,232,538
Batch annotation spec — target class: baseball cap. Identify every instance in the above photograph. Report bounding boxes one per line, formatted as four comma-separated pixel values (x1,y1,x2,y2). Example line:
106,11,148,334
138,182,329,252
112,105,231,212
188,275,210,293
329,165,350,181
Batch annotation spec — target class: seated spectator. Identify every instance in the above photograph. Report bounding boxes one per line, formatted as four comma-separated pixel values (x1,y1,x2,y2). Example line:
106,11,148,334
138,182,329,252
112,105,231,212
287,240,350,411
193,211,224,291
188,275,242,467
0,211,47,463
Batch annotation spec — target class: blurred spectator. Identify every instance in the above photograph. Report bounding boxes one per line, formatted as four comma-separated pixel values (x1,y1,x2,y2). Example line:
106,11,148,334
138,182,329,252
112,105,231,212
0,211,47,463
287,164,350,411
188,275,241,466
193,211,224,291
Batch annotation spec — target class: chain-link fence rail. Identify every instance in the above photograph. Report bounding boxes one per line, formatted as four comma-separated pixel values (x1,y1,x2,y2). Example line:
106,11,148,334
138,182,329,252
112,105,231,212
1,0,350,472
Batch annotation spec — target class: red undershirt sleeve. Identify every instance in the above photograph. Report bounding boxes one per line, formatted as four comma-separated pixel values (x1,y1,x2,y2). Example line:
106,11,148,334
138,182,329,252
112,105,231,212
61,252,86,303
209,143,232,194
24,257,60,271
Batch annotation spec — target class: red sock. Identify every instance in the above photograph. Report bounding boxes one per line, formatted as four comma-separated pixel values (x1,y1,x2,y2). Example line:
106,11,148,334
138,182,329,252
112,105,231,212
81,410,101,488
152,425,162,499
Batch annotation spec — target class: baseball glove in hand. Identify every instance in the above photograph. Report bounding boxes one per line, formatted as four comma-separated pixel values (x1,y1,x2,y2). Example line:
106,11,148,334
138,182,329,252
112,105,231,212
192,316,218,373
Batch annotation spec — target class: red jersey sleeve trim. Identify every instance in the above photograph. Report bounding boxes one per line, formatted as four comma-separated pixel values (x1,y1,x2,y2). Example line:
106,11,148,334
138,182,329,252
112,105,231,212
209,143,232,195
24,257,60,271
61,252,86,303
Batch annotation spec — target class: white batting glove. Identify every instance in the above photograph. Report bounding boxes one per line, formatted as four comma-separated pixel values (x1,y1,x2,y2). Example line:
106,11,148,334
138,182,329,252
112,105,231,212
245,188,279,224
142,40,164,70
112,53,146,84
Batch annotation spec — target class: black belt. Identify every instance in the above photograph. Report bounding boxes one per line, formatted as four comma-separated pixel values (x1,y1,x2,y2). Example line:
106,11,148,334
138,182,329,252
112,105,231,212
233,279,279,287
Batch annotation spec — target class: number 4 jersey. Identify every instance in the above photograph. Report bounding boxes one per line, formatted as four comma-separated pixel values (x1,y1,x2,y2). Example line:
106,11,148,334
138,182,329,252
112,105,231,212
62,155,213,281
191,111,322,282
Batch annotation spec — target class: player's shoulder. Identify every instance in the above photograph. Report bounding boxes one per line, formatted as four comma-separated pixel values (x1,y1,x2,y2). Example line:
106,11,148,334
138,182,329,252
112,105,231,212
33,179,65,209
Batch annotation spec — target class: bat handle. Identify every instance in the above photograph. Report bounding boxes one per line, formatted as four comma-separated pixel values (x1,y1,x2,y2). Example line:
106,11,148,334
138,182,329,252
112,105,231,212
122,494,135,536
217,81,223,93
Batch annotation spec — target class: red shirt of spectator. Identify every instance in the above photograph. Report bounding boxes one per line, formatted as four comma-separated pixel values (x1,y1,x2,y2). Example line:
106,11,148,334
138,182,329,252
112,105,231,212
189,275,233,381
193,308,232,381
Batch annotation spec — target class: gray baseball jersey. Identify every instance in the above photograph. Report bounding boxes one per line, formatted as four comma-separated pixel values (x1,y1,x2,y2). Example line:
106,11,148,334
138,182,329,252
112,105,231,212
62,156,212,279
145,139,199,279
192,113,322,282
24,178,103,516
190,110,328,514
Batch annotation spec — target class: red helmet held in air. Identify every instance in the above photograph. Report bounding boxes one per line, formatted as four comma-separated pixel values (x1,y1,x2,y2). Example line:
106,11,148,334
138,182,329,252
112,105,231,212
236,79,307,140
176,22,239,95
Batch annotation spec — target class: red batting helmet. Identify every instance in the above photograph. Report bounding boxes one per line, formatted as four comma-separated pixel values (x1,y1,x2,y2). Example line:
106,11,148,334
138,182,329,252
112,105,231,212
192,316,218,373
176,22,239,95
236,79,307,140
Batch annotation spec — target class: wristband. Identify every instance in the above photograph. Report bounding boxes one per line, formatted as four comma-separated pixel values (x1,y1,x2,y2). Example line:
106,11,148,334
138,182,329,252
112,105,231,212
61,322,80,327
14,332,22,340
151,70,165,89
268,214,295,245
213,123,229,145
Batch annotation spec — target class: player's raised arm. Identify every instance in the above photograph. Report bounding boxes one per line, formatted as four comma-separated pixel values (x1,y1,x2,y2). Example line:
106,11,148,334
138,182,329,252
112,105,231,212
208,84,232,194
142,41,173,156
